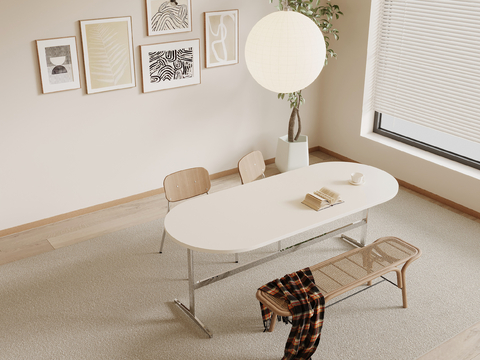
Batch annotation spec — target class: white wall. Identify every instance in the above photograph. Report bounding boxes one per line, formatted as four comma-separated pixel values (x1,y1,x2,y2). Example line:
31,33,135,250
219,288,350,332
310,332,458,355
0,0,324,231
317,0,480,213
3,0,478,232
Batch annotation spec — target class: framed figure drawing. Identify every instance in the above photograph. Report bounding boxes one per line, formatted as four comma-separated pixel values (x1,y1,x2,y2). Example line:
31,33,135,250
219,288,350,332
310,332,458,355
80,16,136,94
204,10,239,68
140,39,200,93
36,37,81,94
146,0,192,36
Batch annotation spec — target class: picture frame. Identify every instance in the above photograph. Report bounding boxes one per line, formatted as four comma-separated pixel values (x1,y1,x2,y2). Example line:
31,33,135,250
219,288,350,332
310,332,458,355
36,36,81,94
140,39,201,93
204,10,239,68
146,0,192,36
80,16,136,94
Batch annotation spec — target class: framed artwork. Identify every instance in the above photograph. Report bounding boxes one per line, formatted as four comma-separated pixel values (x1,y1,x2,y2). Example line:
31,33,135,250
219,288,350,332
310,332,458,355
36,37,81,94
80,16,136,94
140,39,201,93
204,10,239,68
146,0,192,36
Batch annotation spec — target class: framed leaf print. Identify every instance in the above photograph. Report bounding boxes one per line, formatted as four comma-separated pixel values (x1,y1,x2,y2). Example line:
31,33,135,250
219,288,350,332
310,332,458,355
204,10,239,68
140,39,200,93
36,36,81,94
80,16,136,94
146,0,192,36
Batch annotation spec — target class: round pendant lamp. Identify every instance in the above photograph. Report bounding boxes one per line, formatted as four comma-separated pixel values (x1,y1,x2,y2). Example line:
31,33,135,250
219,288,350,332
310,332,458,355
245,10,326,94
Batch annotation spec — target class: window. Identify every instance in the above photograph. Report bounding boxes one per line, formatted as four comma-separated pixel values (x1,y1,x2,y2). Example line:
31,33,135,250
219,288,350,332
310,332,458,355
372,0,480,170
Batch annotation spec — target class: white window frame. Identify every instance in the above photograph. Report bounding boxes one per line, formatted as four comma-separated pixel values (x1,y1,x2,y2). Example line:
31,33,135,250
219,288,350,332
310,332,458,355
362,0,480,172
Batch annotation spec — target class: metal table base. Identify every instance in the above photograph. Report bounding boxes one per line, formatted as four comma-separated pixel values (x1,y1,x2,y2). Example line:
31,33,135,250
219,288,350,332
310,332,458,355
174,210,369,337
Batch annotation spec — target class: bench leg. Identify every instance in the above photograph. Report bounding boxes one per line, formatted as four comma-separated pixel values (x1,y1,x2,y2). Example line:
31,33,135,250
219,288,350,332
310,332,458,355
401,274,408,308
400,256,419,308
269,313,278,332
401,269,408,308
394,268,408,308
396,269,403,289
389,268,407,307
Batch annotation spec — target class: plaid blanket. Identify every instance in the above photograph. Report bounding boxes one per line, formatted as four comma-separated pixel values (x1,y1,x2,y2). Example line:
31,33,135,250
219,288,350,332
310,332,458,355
258,267,325,360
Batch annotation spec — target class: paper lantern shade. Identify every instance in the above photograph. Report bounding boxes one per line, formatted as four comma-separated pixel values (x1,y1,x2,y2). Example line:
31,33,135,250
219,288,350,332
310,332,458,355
245,11,326,93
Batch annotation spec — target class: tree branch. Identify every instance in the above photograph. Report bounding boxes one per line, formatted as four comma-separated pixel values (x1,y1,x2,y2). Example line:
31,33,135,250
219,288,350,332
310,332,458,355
295,107,302,141
288,107,297,142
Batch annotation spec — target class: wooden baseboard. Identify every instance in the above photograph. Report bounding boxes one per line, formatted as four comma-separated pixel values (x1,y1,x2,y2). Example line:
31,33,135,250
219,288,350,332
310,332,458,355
0,153,287,237
317,146,357,163
0,188,165,238
397,180,480,219
2,146,478,238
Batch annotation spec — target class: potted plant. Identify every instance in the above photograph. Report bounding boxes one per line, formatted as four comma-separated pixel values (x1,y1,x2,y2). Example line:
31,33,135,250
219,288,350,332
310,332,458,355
271,0,343,172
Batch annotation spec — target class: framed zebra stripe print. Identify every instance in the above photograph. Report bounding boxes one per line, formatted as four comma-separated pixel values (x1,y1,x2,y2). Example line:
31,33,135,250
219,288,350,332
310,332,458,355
146,0,192,36
140,39,200,93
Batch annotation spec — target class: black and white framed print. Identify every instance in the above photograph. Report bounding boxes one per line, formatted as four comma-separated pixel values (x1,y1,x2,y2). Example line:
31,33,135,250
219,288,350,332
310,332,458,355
204,10,239,68
36,37,81,94
146,0,192,36
80,16,136,94
140,39,200,93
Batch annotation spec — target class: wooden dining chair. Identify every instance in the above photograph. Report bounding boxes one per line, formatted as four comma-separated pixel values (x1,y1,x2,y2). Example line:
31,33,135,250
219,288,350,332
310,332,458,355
159,167,211,253
238,150,266,184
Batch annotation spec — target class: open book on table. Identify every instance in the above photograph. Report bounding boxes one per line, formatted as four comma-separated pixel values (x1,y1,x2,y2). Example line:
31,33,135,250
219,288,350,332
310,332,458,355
301,187,343,211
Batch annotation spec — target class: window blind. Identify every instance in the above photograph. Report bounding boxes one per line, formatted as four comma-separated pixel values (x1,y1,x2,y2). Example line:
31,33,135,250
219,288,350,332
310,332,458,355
373,0,480,144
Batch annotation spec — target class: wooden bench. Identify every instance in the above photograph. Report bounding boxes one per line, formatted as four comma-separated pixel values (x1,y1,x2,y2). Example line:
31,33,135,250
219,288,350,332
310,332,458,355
256,236,421,332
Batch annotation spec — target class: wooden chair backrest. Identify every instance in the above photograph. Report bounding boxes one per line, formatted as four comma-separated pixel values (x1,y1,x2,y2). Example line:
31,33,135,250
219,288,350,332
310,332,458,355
238,150,266,184
163,167,211,203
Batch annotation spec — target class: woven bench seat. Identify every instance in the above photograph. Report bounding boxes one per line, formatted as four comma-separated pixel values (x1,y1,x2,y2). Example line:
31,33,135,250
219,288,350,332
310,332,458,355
256,236,421,332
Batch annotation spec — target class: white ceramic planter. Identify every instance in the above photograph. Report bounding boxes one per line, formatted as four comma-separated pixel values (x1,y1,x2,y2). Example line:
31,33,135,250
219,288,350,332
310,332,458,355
275,135,309,173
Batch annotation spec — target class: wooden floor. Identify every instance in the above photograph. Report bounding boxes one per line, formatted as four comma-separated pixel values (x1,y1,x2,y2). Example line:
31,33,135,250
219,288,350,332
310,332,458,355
1,150,479,358
0,151,341,266
418,321,480,360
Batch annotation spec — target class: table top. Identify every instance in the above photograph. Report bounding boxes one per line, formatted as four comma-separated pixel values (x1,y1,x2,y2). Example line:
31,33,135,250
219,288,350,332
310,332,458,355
164,162,398,254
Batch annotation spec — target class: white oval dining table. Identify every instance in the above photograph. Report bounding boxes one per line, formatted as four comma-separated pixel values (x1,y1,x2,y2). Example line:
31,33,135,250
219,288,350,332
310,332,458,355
164,161,399,337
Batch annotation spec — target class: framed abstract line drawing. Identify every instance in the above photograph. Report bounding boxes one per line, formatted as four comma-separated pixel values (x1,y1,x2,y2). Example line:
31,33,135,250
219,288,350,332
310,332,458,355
146,0,192,36
140,39,200,93
80,16,136,94
204,10,239,68
36,37,81,94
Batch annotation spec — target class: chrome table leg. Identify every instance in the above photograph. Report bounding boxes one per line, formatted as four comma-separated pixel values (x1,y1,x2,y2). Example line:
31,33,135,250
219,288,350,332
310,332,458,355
174,249,213,338
341,209,369,247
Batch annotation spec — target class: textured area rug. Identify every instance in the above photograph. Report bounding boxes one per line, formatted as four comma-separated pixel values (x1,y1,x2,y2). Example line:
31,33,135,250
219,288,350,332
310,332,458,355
1,188,480,359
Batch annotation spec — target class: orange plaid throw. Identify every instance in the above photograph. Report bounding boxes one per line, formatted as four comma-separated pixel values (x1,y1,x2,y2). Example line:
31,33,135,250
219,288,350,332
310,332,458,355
258,268,325,360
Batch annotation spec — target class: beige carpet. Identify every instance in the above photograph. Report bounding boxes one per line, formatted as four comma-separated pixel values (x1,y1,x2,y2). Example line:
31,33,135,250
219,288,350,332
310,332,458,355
1,188,480,360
